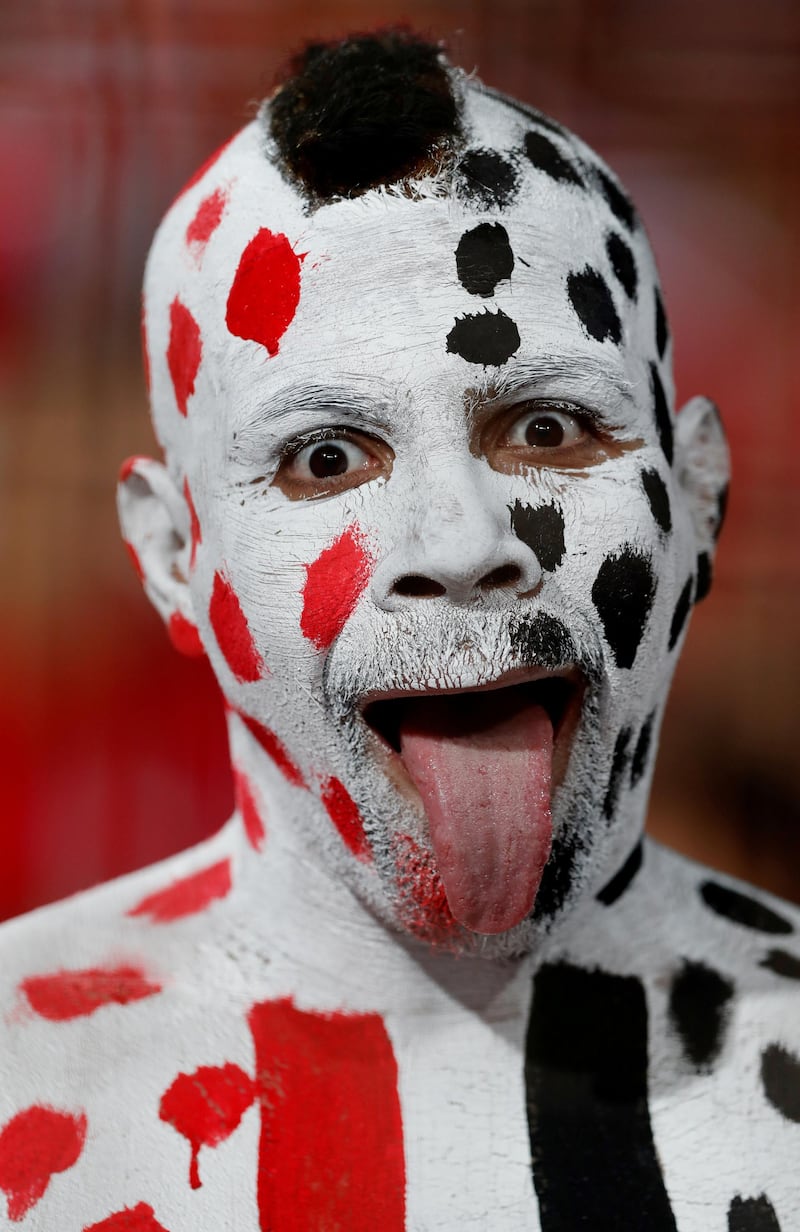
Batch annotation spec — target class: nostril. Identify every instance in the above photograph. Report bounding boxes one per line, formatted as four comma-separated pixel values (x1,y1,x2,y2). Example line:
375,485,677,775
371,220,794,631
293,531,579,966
392,574,448,599
479,563,523,591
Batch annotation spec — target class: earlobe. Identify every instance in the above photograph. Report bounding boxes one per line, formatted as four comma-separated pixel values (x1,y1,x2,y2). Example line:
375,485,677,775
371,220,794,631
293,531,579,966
673,397,730,601
117,457,205,656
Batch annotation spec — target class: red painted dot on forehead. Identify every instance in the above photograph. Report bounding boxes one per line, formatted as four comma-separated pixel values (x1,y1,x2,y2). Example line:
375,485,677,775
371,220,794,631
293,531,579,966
225,228,303,356
167,298,202,417
321,777,371,863
209,571,264,682
168,611,205,658
183,479,202,570
0,1106,87,1222
301,526,372,651
84,1203,171,1232
19,964,162,1022
127,858,232,923
186,186,228,254
159,1063,256,1191
233,767,266,851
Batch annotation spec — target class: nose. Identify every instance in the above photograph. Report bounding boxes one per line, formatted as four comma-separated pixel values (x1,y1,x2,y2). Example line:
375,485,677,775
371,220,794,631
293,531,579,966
371,465,542,611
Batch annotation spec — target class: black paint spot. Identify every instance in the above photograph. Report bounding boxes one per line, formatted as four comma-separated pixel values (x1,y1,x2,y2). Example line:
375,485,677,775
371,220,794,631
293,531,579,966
668,959,733,1070
456,148,520,210
694,551,712,602
532,833,580,922
606,232,637,300
760,949,800,981
654,287,669,359
492,90,568,136
524,130,584,187
603,728,632,820
595,166,636,231
446,309,520,366
509,500,565,572
650,362,674,466
630,711,655,786
715,481,729,541
526,963,677,1232
455,222,515,297
761,1043,800,1123
700,881,794,935
668,576,693,651
640,468,672,534
596,842,643,906
510,612,576,672
567,267,621,346
728,1194,782,1232
591,548,657,670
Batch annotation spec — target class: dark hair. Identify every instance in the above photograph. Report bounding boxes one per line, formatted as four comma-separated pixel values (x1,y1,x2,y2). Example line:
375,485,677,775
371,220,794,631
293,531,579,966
268,30,461,201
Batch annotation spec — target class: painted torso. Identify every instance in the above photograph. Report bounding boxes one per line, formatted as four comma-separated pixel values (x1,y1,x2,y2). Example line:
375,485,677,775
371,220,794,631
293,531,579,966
0,822,797,1231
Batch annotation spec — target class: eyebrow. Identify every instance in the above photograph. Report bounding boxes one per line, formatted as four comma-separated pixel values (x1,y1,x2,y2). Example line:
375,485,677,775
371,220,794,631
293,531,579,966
474,355,635,407
233,381,393,440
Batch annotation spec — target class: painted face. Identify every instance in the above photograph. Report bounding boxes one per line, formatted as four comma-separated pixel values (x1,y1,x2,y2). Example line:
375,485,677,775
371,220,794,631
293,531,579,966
125,83,728,956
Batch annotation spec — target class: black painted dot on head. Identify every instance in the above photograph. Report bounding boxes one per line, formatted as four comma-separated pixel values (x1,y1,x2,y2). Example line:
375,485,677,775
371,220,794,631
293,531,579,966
456,148,520,211
760,949,800,981
532,832,581,921
567,267,621,346
605,231,638,300
603,727,632,820
595,166,636,231
668,576,693,651
728,1194,783,1232
694,552,712,602
509,500,565,572
761,1043,800,1123
591,548,657,670
446,308,520,367
455,222,515,297
640,468,672,535
700,880,794,935
509,611,576,671
596,841,643,906
668,959,733,1071
654,287,669,359
630,711,655,787
523,130,584,187
650,362,674,466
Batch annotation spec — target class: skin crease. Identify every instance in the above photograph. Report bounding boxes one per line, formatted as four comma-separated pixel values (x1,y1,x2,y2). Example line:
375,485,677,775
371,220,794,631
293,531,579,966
1,65,798,1232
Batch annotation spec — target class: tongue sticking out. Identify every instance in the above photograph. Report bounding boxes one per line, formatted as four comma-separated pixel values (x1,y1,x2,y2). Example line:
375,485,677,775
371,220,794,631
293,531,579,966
399,692,553,935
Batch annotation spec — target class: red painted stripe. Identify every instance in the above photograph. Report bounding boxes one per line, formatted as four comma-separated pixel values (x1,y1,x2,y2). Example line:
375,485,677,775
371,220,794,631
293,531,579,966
0,1106,87,1222
300,526,371,651
247,999,405,1231
234,709,306,789
127,858,232,923
20,964,162,1021
320,776,370,862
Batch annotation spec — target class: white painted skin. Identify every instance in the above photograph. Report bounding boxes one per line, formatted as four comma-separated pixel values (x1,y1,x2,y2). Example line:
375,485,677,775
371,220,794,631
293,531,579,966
0,70,797,1232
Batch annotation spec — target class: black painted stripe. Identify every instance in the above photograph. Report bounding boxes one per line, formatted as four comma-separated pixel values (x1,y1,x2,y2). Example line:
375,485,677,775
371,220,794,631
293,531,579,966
526,962,677,1231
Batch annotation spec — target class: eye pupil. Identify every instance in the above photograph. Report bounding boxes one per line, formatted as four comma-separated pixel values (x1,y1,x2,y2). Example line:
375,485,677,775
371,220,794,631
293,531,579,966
309,444,349,478
526,415,565,447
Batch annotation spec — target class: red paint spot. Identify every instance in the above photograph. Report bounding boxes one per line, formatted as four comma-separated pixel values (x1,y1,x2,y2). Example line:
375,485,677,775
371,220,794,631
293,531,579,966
186,187,227,253
248,999,405,1231
0,1106,87,1222
127,858,232,923
176,134,236,200
159,1063,255,1190
20,964,161,1021
124,541,145,584
119,455,148,484
141,299,151,393
321,777,370,862
234,767,266,851
209,571,263,682
393,833,459,945
233,709,306,788
300,526,372,651
167,298,202,417
183,479,201,569
225,229,302,356
84,1203,170,1232
167,611,205,658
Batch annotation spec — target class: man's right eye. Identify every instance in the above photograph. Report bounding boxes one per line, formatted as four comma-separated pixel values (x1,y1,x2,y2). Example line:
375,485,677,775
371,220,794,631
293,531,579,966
272,432,393,500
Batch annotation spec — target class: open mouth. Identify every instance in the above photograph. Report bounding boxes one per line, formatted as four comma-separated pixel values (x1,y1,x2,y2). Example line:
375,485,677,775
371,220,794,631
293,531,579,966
360,671,584,936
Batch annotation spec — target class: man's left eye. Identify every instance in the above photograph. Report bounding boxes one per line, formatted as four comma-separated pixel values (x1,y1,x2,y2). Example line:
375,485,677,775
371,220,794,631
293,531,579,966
293,438,371,479
505,405,586,450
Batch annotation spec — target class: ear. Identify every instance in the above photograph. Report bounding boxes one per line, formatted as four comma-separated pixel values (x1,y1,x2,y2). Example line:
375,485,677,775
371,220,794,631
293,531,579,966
117,457,205,657
673,397,730,601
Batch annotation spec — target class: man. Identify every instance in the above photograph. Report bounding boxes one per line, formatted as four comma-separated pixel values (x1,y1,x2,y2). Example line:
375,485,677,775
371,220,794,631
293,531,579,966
0,31,797,1232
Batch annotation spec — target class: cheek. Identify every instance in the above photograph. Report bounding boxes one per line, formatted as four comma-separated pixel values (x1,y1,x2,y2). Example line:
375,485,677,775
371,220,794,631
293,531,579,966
300,525,372,651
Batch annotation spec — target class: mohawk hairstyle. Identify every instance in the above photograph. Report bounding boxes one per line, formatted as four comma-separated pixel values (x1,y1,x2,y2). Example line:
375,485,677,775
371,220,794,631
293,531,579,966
268,30,461,202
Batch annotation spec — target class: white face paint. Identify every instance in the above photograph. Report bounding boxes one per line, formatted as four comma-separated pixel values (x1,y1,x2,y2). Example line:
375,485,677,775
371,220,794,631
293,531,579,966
122,81,729,956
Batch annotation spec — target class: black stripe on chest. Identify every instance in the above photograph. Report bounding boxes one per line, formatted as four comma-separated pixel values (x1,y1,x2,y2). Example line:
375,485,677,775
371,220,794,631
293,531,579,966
525,962,677,1231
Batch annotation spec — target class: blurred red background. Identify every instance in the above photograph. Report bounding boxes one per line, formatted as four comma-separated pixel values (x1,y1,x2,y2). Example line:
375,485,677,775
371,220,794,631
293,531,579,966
1,0,798,922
